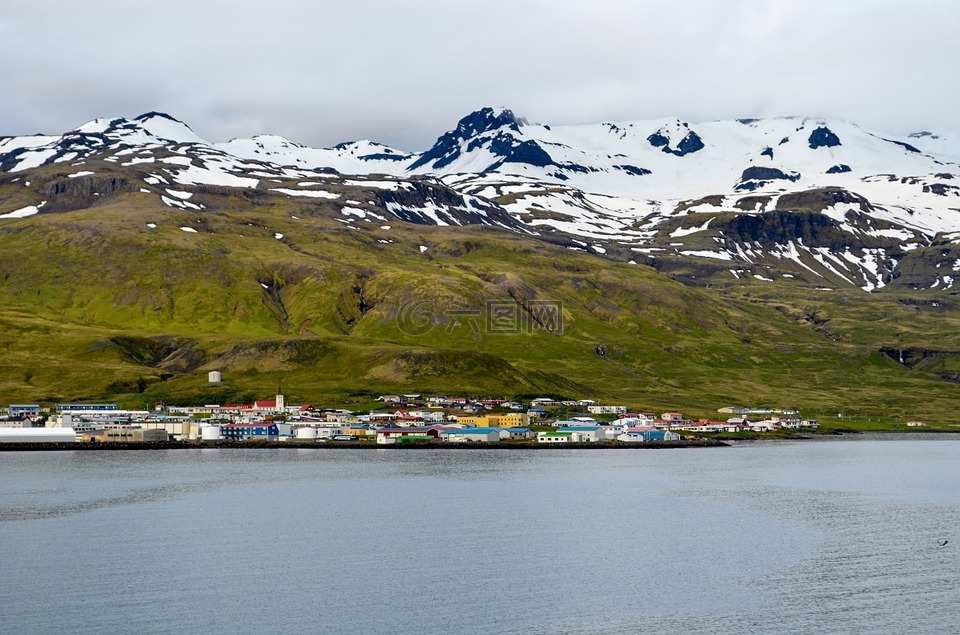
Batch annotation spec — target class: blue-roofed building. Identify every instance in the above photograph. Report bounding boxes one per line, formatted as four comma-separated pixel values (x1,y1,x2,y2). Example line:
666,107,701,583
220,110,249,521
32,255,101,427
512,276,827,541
440,427,500,443
220,422,279,441
618,428,681,442
554,422,617,439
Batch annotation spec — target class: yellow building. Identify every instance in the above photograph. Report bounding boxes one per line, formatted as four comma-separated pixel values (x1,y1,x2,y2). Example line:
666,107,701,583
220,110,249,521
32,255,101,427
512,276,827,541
490,413,529,427
455,413,529,428
345,425,375,437
454,416,490,427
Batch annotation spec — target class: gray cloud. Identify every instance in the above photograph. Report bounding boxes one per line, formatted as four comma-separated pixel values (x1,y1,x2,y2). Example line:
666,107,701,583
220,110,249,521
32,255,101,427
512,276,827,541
2,0,957,150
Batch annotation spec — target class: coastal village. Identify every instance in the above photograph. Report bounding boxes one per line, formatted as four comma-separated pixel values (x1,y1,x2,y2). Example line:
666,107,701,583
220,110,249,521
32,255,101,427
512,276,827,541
0,381,824,444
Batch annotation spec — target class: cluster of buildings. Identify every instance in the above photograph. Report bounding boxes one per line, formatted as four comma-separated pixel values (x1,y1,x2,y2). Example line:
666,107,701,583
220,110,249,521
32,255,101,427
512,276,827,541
0,391,819,445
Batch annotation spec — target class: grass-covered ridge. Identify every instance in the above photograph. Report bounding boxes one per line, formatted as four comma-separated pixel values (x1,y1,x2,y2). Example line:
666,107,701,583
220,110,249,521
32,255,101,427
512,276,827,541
1,160,959,423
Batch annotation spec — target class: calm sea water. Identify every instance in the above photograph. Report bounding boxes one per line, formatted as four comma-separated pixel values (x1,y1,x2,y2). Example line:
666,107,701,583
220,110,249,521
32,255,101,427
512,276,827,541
2,437,960,634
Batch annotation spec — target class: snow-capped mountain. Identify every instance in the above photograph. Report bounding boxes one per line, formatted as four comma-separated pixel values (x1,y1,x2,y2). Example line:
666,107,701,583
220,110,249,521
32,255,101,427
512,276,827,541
0,111,520,230
215,135,414,175
2,108,960,292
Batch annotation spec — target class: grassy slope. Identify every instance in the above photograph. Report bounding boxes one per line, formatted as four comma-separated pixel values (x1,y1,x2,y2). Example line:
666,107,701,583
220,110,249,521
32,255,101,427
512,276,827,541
1,166,959,422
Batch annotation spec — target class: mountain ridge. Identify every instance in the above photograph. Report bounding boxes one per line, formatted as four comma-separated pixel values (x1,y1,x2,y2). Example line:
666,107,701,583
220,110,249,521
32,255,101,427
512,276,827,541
4,109,960,418
5,107,959,293
0,108,960,291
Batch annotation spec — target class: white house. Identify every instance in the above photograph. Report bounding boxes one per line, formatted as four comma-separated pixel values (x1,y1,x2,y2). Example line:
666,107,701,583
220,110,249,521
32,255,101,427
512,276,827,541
587,405,627,415
747,420,777,432
597,422,628,439
557,426,603,442
706,422,743,433
407,410,446,423
537,431,573,443
530,398,557,408
8,404,41,419
555,420,595,428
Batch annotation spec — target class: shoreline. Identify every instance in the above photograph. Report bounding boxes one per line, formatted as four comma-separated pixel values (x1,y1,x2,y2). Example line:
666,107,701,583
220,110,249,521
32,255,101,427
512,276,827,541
0,438,728,452
4,431,958,453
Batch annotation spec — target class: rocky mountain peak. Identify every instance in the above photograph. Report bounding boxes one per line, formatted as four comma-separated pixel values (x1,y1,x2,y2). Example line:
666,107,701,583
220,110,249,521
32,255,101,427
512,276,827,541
646,120,704,157
454,107,523,137
808,125,842,149
409,107,526,171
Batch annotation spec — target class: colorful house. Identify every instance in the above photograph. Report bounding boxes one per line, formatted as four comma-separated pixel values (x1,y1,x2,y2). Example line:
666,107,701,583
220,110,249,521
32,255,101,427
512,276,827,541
456,413,530,428
618,427,681,442
220,422,279,441
8,404,40,418
375,426,443,444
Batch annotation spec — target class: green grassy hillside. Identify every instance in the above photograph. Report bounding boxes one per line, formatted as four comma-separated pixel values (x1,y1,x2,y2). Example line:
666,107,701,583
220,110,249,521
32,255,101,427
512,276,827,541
2,162,959,422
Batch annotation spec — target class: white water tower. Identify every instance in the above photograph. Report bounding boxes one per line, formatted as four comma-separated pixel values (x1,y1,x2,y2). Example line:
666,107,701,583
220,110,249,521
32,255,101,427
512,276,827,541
208,371,222,383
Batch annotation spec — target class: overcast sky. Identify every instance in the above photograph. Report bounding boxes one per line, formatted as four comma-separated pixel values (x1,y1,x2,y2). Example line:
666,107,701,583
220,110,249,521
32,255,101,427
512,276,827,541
2,0,957,150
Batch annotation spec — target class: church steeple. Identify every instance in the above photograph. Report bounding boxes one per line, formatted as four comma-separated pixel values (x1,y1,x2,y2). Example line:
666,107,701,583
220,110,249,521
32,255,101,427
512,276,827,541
276,383,285,412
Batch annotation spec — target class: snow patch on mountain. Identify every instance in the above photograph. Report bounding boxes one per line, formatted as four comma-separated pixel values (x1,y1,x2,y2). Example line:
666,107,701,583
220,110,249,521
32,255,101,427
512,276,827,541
671,217,714,237
271,188,340,199
0,203,42,218
171,162,258,189
680,250,731,260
